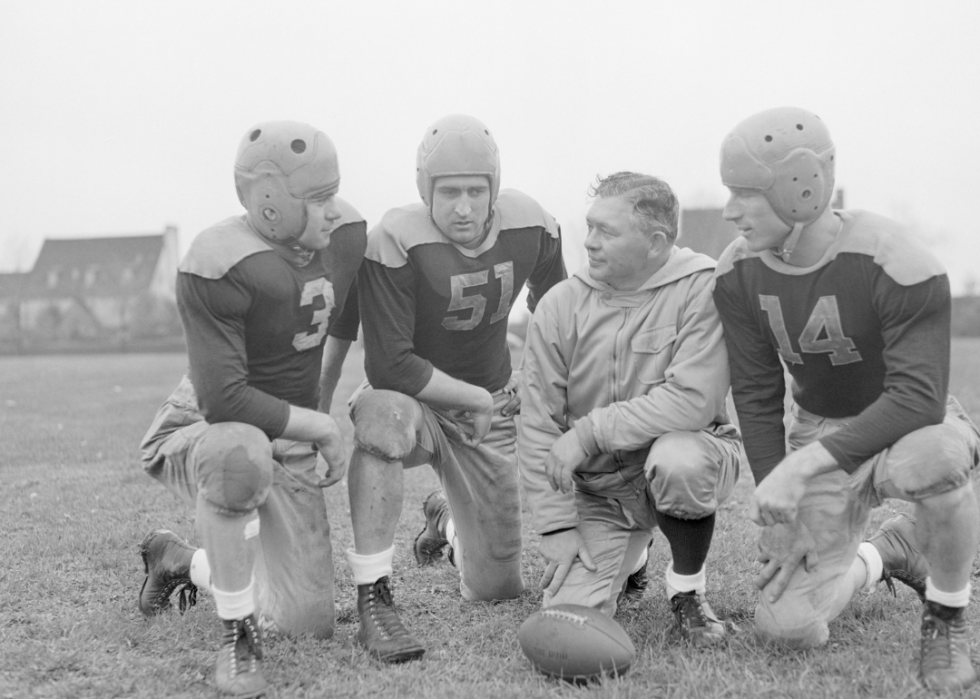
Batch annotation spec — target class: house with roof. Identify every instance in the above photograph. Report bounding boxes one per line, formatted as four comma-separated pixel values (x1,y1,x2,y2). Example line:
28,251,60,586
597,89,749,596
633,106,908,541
1,226,182,352
0,272,28,344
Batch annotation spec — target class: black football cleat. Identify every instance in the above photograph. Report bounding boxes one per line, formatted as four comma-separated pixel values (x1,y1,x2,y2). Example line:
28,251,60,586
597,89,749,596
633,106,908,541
215,613,269,698
413,491,451,567
867,513,927,600
919,601,977,691
670,591,725,645
356,576,425,663
138,529,198,616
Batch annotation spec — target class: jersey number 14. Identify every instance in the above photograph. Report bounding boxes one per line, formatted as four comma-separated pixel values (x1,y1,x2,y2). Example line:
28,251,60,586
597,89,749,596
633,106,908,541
760,295,862,366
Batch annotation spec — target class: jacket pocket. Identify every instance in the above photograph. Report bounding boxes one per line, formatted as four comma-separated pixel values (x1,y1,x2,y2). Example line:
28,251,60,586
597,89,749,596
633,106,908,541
631,325,677,385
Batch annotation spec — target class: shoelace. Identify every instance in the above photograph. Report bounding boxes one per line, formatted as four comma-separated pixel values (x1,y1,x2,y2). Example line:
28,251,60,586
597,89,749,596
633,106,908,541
882,569,926,601
151,580,198,613
223,616,264,677
921,612,954,669
370,579,411,638
673,594,708,628
141,542,199,614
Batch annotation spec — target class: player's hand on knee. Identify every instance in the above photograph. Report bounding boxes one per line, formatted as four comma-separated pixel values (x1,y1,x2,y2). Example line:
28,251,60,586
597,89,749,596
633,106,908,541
500,372,522,418
751,444,838,526
316,446,349,488
447,389,494,447
749,466,806,526
539,529,596,595
314,416,348,488
755,521,819,603
545,431,587,494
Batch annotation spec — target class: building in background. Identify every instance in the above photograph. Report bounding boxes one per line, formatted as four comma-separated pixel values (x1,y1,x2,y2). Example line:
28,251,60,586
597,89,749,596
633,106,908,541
678,192,847,261
677,208,738,260
0,227,183,353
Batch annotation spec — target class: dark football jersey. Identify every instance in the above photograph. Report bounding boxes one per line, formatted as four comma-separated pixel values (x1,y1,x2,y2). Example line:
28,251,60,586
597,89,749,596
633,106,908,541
713,209,951,480
178,204,366,437
358,189,566,395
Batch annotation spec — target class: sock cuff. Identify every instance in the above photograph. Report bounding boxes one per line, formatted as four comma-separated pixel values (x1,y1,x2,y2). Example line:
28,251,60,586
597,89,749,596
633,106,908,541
925,578,971,608
631,543,649,575
856,541,883,593
189,548,211,592
212,579,256,620
665,562,706,598
346,546,394,585
445,519,457,552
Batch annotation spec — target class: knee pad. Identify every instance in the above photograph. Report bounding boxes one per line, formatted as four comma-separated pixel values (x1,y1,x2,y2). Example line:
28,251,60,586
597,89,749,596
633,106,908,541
194,423,273,513
888,423,972,500
351,389,420,462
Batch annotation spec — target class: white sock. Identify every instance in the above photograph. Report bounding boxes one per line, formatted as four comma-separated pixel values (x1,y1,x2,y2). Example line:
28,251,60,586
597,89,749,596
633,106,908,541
665,562,706,598
856,541,883,593
212,579,256,620
445,519,458,553
346,546,394,585
925,578,971,608
631,543,649,575
189,548,211,592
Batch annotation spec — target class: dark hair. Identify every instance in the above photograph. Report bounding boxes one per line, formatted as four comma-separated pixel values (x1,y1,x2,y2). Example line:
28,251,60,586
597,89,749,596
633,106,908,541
590,171,679,244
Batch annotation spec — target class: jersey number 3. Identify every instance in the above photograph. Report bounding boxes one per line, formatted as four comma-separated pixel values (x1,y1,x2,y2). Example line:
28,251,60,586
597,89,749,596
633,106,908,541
442,262,514,331
760,295,862,366
293,278,335,352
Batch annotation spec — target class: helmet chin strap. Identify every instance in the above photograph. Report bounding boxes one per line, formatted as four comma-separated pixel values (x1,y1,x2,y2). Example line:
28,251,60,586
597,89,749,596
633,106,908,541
772,222,805,262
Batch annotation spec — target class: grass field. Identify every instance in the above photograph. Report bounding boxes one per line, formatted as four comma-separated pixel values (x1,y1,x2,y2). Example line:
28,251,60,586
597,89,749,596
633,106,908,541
2,340,979,699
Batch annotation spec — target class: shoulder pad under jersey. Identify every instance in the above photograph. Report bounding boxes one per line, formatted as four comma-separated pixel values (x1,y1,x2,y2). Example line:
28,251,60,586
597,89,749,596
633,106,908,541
364,203,443,268
181,197,366,279
494,189,560,238
365,190,559,269
835,210,946,286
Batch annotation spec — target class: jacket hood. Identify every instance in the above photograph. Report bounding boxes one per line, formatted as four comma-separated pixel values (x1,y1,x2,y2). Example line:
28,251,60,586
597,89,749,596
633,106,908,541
574,246,716,292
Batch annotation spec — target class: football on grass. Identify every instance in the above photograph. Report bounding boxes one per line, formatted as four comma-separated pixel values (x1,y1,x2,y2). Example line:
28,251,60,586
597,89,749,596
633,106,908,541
518,604,635,682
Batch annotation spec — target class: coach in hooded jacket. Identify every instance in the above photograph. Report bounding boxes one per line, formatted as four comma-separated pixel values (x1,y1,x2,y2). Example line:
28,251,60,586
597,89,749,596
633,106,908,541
519,172,741,645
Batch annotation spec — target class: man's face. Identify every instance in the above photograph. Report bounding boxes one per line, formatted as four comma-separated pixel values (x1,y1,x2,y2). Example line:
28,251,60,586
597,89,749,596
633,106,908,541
294,187,342,251
584,194,661,291
722,187,792,253
430,175,492,248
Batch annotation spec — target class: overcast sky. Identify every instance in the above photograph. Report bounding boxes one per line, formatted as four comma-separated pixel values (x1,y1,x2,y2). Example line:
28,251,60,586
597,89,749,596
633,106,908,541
3,0,979,292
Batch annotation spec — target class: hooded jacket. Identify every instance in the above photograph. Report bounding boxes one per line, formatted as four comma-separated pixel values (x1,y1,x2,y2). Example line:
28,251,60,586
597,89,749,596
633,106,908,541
519,246,737,534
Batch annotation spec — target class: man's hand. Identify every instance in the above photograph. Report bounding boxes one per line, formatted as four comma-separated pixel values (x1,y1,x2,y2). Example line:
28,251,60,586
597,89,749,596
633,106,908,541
749,442,839,526
445,390,494,448
538,529,596,596
282,406,349,487
500,372,521,418
755,520,819,603
415,369,494,447
316,443,349,488
314,416,348,488
545,430,588,494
